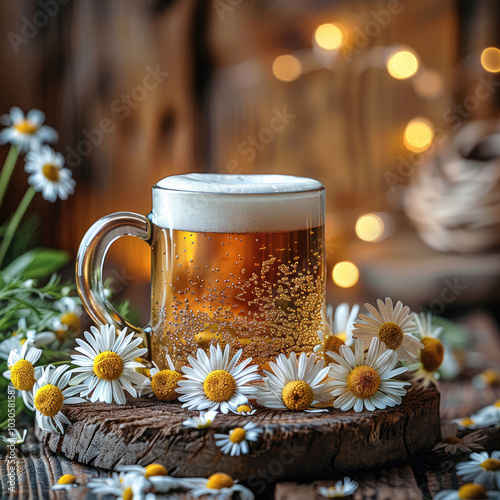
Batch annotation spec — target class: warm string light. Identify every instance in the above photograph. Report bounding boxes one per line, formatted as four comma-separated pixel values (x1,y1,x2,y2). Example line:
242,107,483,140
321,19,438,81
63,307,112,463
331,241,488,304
272,55,302,82
386,50,419,80
481,47,500,73
404,118,434,152
314,23,344,50
332,261,359,288
355,214,384,242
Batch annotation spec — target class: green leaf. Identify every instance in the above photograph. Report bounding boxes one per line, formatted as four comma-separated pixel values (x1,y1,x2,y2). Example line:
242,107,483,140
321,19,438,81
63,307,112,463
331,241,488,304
2,247,70,279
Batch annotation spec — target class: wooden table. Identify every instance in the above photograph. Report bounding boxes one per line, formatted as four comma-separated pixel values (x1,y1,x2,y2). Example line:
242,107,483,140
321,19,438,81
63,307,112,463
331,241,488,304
2,311,500,499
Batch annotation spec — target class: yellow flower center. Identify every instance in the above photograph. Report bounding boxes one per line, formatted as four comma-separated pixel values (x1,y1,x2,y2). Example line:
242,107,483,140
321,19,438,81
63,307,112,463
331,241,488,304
443,436,462,444
14,119,38,135
229,427,247,444
347,366,381,399
151,370,182,401
203,370,236,402
55,328,67,344
206,472,234,490
378,321,404,350
323,335,345,356
481,458,500,471
420,337,444,373
144,463,168,478
42,164,60,182
10,359,36,391
93,351,124,381
60,312,80,332
57,474,76,485
460,418,475,427
494,399,500,408
482,369,500,386
282,380,314,411
122,486,133,500
34,384,64,417
458,483,488,499
237,404,252,413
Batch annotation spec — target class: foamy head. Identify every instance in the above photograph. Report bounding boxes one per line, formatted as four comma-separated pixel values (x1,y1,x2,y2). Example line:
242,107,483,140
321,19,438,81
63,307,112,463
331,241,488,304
152,174,324,232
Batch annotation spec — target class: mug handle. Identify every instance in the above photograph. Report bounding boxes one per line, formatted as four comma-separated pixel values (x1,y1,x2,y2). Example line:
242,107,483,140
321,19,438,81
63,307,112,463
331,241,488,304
76,211,151,339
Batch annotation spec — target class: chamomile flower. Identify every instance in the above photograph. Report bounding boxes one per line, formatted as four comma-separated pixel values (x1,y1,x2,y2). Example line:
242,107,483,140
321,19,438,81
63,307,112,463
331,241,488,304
408,312,445,387
0,428,27,446
433,424,485,455
435,484,500,500
51,474,79,491
182,410,218,429
184,473,254,500
457,451,500,489
25,146,75,202
329,337,410,412
453,417,482,430
54,297,82,334
88,472,150,500
314,303,359,362
473,369,500,390
70,324,148,405
116,463,168,477
15,318,55,348
235,404,257,416
3,340,43,409
317,477,358,498
138,356,182,401
352,297,422,362
0,107,58,152
257,352,333,411
474,400,500,428
176,344,261,414
0,337,22,360
214,422,262,456
115,463,186,491
26,364,86,434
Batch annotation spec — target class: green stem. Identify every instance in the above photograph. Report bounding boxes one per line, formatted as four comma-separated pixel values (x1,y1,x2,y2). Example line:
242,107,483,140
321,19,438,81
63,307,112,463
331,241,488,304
47,360,73,366
0,186,36,268
0,146,20,211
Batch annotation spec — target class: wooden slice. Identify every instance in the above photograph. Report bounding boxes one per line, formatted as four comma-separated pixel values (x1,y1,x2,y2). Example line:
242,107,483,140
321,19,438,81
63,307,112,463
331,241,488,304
39,386,440,481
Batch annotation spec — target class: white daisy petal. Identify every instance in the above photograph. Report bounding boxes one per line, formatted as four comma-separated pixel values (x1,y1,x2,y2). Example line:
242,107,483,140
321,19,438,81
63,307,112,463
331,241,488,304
257,352,332,411
352,297,422,362
69,324,147,405
177,344,261,413
330,337,408,413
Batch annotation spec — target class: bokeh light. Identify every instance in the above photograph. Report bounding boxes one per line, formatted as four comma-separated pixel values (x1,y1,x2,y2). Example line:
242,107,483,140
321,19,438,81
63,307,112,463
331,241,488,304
404,118,434,152
387,50,419,79
272,55,302,82
413,69,444,99
314,23,344,50
355,214,385,242
481,47,500,73
332,261,359,288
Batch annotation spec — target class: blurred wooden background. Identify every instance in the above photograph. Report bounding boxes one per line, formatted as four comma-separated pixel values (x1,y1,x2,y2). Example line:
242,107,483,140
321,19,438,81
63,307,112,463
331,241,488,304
1,0,500,311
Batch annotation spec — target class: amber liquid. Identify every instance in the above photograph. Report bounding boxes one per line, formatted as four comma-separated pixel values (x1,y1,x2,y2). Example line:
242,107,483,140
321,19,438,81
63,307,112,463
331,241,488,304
150,224,325,369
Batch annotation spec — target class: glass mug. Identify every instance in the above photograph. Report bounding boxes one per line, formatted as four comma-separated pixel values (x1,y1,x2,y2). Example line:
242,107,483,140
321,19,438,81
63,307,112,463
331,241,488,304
76,174,326,369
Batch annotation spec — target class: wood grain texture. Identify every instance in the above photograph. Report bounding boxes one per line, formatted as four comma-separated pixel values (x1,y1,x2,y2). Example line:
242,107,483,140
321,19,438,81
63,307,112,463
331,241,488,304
38,385,440,481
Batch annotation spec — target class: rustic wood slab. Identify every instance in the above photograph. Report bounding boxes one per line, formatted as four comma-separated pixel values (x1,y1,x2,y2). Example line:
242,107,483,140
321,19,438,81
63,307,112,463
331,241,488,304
39,385,440,481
